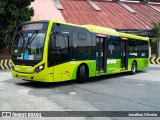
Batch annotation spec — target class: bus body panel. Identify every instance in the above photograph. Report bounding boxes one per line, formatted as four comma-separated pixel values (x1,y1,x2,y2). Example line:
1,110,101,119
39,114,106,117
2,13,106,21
11,57,148,82
11,60,96,82
52,60,96,82
11,66,55,82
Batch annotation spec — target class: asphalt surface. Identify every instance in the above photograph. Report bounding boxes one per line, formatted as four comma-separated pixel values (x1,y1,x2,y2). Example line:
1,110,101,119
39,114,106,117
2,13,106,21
0,64,160,120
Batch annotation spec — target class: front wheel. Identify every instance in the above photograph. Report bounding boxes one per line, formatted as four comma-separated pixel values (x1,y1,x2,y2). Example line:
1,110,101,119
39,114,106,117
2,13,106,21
131,62,137,75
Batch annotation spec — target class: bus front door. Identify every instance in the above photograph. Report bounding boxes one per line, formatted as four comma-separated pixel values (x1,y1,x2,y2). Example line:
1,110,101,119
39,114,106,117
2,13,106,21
121,38,128,70
96,37,107,74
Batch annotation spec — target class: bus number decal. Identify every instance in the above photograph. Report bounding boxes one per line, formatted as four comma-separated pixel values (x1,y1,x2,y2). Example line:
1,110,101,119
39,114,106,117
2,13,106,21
129,53,138,56
107,60,117,64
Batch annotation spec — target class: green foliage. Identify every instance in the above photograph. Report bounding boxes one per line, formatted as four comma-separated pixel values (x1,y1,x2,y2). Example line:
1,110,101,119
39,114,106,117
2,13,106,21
0,0,34,49
152,22,160,43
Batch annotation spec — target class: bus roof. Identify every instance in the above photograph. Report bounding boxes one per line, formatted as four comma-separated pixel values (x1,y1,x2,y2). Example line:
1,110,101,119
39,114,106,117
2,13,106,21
119,32,149,41
23,20,149,41
82,25,118,36
49,20,119,36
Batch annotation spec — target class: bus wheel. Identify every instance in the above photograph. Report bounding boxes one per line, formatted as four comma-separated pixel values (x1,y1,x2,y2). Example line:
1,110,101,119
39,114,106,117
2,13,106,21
77,65,88,83
131,62,137,75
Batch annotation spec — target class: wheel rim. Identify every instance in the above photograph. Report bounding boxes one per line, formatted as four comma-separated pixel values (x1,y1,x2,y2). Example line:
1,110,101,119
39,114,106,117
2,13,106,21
132,64,136,73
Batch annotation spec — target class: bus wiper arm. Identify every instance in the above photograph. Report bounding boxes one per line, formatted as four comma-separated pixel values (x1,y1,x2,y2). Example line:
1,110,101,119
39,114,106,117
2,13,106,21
21,32,25,46
27,30,38,45
22,31,38,52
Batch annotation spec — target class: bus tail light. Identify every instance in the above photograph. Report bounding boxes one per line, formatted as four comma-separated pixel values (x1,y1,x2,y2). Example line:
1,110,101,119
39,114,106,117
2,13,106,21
34,64,45,74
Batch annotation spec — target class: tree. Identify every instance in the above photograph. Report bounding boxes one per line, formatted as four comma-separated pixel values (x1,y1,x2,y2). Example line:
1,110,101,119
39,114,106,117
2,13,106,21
152,22,160,57
0,0,34,49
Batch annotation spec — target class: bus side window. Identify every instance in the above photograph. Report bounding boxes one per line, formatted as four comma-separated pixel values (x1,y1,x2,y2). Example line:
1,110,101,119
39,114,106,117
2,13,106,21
57,36,68,54
107,36,120,58
50,34,57,53
129,40,137,51
50,34,68,54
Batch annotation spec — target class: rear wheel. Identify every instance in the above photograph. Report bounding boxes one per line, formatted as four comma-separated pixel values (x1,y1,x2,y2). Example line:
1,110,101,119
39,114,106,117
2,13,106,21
131,62,137,75
77,65,88,83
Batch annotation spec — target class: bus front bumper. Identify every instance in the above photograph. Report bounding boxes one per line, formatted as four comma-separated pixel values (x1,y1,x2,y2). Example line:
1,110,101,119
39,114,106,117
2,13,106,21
11,70,53,82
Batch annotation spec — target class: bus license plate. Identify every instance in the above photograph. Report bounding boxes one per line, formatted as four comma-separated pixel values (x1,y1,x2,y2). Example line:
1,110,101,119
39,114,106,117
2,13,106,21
21,76,27,80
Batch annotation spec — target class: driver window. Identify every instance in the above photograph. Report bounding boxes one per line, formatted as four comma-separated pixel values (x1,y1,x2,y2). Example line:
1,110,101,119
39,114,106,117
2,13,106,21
50,35,68,54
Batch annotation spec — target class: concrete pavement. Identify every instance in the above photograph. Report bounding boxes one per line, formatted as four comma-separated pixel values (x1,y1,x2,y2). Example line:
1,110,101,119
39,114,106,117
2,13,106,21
0,64,160,120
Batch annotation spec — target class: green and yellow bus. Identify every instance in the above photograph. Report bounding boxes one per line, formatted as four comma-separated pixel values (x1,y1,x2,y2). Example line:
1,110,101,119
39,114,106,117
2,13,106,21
11,20,149,82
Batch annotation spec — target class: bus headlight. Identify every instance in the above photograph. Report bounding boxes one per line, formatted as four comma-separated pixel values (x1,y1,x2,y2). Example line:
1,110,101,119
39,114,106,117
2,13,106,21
34,64,45,73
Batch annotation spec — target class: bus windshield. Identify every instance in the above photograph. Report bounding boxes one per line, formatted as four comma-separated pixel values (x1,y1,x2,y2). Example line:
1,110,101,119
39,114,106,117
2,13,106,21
12,23,48,61
13,31,46,60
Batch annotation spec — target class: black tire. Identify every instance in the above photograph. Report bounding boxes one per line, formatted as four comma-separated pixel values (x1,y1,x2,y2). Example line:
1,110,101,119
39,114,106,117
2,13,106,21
77,65,88,83
131,62,137,75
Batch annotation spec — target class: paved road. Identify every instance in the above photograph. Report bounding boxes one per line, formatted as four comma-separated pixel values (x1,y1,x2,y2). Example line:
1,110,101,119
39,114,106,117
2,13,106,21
0,64,160,120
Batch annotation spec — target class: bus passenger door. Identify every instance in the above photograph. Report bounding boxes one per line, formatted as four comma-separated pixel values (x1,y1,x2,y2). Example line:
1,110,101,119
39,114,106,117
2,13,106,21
96,36,107,74
121,38,128,70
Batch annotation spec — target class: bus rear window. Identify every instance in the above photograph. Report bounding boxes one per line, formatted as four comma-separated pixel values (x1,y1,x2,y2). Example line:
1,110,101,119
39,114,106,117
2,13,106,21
17,23,48,31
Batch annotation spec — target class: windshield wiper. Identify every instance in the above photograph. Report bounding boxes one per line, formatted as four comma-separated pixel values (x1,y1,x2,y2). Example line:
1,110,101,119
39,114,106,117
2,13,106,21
12,31,38,58
21,32,25,45
27,30,38,45
23,31,38,51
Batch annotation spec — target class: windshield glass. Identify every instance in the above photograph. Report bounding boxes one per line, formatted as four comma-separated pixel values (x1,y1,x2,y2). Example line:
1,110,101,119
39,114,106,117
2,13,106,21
12,22,48,61
13,31,46,60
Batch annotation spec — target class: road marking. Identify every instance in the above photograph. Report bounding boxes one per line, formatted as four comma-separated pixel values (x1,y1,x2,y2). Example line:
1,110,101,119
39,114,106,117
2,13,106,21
138,84,144,86
69,92,76,95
